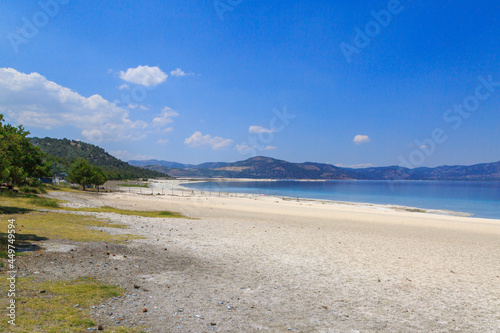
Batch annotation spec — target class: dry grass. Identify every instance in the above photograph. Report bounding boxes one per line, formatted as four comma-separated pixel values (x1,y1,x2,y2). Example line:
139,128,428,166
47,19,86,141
0,276,146,332
0,192,142,259
70,206,187,219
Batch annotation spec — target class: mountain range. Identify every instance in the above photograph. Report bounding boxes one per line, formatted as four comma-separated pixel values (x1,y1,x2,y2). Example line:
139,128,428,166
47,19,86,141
129,156,500,181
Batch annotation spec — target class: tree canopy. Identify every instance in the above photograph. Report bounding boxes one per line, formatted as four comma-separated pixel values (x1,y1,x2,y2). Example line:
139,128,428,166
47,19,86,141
0,114,49,186
67,158,107,191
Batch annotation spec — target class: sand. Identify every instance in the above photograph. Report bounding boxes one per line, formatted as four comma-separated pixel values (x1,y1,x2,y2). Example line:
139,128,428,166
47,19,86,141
40,187,500,332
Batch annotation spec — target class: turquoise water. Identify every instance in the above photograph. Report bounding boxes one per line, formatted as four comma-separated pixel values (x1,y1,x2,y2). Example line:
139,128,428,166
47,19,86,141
182,180,500,219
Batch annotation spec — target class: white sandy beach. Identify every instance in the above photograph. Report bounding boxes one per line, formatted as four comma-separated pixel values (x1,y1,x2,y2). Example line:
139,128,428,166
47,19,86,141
46,184,500,332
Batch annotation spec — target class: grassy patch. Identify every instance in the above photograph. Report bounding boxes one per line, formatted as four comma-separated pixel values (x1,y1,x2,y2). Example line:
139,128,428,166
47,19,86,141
27,197,60,208
0,276,146,332
1,191,63,210
0,211,141,245
0,193,142,257
71,206,187,219
117,183,149,188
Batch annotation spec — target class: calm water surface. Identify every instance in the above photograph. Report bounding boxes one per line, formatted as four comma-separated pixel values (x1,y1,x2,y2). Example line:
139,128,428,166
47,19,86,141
182,180,500,219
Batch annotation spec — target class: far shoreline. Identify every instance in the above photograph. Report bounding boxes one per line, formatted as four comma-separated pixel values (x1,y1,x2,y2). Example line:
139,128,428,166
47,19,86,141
153,179,480,220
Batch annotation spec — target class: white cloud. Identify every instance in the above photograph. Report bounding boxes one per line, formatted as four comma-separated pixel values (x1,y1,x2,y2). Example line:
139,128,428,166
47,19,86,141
119,65,167,87
118,84,130,90
156,139,169,144
235,144,254,152
353,135,371,145
110,150,154,161
249,125,275,134
152,107,179,127
235,144,276,152
335,163,375,169
0,67,147,142
170,68,193,77
185,131,233,150
163,127,174,133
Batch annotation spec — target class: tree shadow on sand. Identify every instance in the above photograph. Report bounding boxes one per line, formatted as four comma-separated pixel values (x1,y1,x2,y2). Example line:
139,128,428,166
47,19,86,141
0,232,48,257
0,206,34,215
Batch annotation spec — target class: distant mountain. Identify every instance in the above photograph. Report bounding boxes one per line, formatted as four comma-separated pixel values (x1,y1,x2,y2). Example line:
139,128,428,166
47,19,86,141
128,159,230,170
30,137,171,180
132,156,500,181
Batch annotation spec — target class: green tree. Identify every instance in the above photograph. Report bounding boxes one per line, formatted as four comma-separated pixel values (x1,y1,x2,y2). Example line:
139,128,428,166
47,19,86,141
68,158,107,191
90,166,107,192
0,114,49,186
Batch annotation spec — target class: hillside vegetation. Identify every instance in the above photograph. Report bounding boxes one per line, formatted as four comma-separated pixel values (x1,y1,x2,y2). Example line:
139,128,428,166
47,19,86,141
30,137,170,180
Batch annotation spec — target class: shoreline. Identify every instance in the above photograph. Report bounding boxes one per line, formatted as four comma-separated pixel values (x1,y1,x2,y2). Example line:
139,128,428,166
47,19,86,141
173,179,480,220
38,189,500,332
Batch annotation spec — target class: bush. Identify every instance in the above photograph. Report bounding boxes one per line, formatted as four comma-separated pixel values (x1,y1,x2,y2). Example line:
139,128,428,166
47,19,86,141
20,186,40,194
28,197,59,208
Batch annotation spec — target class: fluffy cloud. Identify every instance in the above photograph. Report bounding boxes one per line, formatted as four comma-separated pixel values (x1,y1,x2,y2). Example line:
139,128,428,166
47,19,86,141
118,84,130,90
0,67,147,142
185,131,233,150
170,68,193,77
235,144,253,152
235,144,276,151
335,163,375,169
249,126,275,134
110,150,153,161
156,139,170,144
119,65,167,86
152,107,179,127
353,135,371,145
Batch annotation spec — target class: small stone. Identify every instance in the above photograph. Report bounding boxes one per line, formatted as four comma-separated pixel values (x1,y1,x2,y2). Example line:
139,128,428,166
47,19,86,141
210,322,217,326
97,325,103,331
39,289,46,294
142,308,148,313
134,285,140,289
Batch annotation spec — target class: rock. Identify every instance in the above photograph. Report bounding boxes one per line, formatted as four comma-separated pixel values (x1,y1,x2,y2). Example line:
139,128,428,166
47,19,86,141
178,308,184,312
97,325,103,330
134,285,140,289
142,308,148,313
210,322,217,326
39,289,46,294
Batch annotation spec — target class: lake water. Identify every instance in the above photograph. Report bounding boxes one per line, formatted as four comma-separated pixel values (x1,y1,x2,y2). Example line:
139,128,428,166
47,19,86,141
182,180,500,219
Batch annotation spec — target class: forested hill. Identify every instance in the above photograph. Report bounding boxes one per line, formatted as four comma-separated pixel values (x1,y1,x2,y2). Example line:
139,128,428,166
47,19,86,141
30,137,170,180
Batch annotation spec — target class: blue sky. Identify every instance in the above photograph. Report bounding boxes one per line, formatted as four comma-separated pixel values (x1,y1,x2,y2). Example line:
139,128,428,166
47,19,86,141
0,0,498,167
